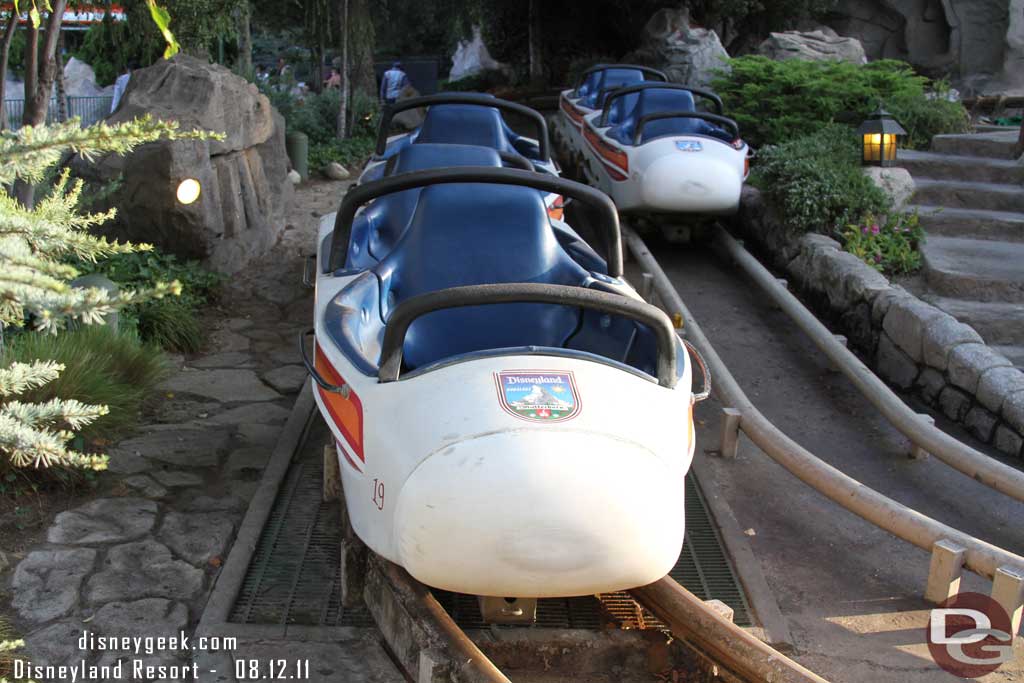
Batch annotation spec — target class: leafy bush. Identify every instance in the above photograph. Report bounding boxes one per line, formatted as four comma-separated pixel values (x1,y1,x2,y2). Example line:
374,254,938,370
308,137,376,173
752,124,888,236
842,210,925,274
440,69,510,92
2,326,168,441
712,56,968,148
73,250,221,352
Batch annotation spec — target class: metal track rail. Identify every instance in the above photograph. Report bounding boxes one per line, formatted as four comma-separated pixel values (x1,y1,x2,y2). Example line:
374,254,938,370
631,578,827,683
712,225,1024,504
623,225,1024,614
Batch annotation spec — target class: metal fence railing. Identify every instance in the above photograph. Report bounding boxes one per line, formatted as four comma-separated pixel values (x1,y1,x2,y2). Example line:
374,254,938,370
3,96,114,131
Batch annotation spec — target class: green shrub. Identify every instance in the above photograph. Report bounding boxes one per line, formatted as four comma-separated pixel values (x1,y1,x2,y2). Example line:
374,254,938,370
439,70,509,92
308,136,376,173
752,124,888,236
72,250,221,352
842,210,925,275
1,326,168,440
712,56,968,148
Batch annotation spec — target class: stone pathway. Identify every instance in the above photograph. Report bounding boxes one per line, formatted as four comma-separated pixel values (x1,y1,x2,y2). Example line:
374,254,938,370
901,128,1024,368
3,178,352,681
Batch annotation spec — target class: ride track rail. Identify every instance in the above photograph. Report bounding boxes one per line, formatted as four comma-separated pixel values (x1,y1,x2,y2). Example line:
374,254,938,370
621,223,1024,626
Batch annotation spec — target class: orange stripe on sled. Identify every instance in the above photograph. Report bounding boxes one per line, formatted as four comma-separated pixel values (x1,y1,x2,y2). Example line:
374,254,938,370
315,344,364,462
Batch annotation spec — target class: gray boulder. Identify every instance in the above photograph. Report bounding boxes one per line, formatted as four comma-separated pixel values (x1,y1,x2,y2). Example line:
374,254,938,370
624,8,730,89
75,55,292,274
758,27,867,64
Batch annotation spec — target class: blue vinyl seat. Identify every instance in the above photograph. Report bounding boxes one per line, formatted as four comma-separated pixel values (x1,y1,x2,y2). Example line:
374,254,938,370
374,184,588,370
328,182,663,378
344,144,505,269
414,103,542,161
607,88,732,146
578,68,647,109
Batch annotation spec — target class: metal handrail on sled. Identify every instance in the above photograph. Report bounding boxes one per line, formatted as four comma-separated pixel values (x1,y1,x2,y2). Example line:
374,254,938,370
374,92,552,160
633,111,740,145
378,282,680,387
598,82,725,125
327,167,624,277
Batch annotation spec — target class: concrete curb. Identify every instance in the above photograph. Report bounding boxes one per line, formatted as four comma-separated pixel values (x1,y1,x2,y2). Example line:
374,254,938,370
734,186,1024,462
691,455,794,650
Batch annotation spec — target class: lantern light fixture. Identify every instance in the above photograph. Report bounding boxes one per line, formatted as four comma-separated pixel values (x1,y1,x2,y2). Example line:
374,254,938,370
856,106,907,167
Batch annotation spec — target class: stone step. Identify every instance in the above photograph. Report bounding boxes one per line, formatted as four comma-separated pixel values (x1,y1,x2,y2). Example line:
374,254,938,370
898,149,1024,183
931,130,1019,159
975,124,1020,134
922,236,1024,303
908,205,1024,243
913,179,1024,213
923,296,1024,346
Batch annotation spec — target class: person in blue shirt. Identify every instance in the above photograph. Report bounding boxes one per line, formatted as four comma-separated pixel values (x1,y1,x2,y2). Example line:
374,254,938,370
380,61,409,105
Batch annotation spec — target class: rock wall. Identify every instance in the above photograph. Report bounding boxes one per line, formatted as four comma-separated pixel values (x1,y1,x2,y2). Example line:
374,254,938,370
79,55,292,274
826,0,1023,94
735,186,1024,460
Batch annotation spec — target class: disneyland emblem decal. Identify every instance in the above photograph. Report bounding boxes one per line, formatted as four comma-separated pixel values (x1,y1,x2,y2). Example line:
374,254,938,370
495,371,581,422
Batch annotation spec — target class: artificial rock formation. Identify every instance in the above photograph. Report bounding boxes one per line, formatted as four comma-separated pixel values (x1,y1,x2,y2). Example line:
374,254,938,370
757,27,867,64
80,55,292,274
826,0,1024,94
624,8,730,88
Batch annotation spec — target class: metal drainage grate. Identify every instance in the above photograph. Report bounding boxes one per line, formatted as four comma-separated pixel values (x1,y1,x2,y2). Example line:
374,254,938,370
230,419,750,629
229,419,375,627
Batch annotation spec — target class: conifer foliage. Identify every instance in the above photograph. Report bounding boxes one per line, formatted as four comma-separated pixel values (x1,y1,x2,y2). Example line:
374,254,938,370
0,115,210,472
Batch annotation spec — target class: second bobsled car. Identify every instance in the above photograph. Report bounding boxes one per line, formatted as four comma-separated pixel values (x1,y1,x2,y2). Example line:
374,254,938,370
302,166,708,599
361,92,559,185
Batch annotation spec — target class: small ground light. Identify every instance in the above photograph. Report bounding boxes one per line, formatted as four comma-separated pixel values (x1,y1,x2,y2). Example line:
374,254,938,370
176,178,201,205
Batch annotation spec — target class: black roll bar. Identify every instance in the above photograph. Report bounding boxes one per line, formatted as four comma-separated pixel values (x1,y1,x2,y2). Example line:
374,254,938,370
633,111,740,145
379,283,678,387
574,63,668,93
327,167,623,278
375,93,550,161
599,83,725,126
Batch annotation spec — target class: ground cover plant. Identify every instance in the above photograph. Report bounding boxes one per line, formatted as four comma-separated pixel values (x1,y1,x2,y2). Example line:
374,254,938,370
74,250,222,352
842,210,924,275
751,124,888,237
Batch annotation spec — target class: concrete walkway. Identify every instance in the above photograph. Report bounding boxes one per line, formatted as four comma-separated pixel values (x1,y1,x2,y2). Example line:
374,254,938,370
901,129,1024,367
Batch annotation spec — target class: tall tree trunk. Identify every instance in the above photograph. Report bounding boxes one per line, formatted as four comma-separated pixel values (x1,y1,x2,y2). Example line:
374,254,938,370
347,0,375,98
528,0,542,85
23,23,38,108
55,32,68,122
17,0,68,207
236,2,252,78
0,12,19,132
337,0,349,138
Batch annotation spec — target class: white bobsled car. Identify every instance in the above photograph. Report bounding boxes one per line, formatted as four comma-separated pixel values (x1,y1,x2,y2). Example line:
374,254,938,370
302,165,707,600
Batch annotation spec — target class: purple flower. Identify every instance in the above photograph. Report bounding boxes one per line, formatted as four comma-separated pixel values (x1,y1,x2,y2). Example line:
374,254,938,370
874,254,882,263
871,223,881,235
861,226,869,235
